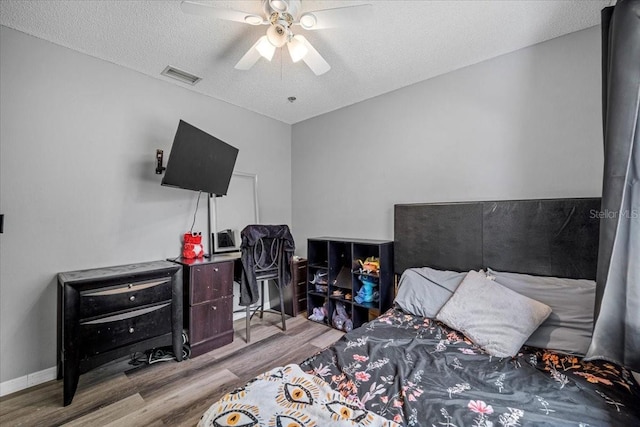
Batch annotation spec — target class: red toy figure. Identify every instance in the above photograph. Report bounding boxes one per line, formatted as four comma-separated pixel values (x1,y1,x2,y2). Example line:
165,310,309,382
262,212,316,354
182,231,204,259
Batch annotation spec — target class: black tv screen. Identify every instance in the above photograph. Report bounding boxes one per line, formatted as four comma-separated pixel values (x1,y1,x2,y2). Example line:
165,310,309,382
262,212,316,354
161,120,239,196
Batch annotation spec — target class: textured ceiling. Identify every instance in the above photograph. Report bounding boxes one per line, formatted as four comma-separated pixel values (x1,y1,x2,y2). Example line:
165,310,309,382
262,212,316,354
0,0,612,124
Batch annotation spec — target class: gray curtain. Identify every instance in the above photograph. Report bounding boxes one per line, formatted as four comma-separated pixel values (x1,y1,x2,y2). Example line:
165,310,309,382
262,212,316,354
585,0,640,372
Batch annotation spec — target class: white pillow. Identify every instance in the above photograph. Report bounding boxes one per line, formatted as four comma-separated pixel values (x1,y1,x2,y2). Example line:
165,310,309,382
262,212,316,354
436,270,552,357
487,268,595,355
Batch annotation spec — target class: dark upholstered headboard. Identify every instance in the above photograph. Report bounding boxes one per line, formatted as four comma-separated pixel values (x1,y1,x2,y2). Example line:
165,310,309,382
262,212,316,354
394,198,600,280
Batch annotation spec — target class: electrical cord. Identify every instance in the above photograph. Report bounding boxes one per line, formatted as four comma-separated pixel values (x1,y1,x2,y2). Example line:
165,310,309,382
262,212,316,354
189,191,202,234
167,192,202,262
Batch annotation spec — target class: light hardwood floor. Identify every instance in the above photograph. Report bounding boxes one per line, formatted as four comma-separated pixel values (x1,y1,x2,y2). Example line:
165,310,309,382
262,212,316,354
0,313,344,427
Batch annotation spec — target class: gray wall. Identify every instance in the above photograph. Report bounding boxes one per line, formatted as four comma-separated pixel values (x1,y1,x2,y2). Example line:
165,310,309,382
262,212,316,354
0,23,605,386
0,27,291,383
292,27,603,254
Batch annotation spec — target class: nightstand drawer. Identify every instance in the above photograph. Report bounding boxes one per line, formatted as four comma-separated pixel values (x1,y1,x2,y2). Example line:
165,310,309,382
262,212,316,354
295,281,306,293
189,296,233,344
190,261,233,304
79,278,172,319
79,303,172,356
292,260,307,285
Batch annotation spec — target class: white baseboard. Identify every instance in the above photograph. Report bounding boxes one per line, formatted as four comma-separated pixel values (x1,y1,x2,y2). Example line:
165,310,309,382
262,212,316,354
0,366,57,397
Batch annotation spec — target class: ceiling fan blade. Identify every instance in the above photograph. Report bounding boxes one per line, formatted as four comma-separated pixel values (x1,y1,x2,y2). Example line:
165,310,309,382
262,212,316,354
234,38,263,70
297,35,330,76
180,1,264,25
235,36,275,70
296,4,372,30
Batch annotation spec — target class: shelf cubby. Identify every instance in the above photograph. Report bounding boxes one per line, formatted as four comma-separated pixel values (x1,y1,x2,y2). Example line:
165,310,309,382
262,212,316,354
307,237,393,330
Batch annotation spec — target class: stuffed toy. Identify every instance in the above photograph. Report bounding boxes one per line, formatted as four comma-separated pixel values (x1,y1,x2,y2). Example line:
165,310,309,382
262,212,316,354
357,256,380,275
182,231,204,259
332,302,353,332
354,275,378,304
309,303,328,323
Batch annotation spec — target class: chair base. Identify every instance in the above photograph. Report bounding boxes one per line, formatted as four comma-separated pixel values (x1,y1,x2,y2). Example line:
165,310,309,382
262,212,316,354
242,280,287,343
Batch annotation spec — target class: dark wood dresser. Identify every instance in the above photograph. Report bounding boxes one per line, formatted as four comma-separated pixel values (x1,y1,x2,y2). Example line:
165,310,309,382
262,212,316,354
269,257,308,316
57,260,183,406
172,256,236,357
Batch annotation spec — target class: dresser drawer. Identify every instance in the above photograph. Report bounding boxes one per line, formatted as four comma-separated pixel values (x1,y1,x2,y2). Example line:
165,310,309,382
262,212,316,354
79,303,172,356
79,278,172,319
297,294,307,306
292,260,307,285
190,261,233,304
295,280,306,294
189,296,233,345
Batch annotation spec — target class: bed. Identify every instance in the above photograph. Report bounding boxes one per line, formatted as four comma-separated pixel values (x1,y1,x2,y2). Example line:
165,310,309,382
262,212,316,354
199,198,640,427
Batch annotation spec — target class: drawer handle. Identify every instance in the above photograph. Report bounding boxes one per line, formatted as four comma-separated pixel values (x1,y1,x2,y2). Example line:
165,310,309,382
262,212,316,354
129,327,135,333
214,267,219,272
81,303,170,325
129,295,136,301
211,305,217,311
83,280,168,296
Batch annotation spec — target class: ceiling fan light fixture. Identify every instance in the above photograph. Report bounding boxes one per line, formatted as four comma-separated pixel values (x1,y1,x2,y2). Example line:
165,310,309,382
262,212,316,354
267,23,290,47
244,14,263,25
299,13,317,30
256,36,276,60
288,35,308,62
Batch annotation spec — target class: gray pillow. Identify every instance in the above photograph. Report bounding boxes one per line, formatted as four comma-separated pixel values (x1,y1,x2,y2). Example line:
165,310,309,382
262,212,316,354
394,267,467,318
487,268,595,355
436,270,552,358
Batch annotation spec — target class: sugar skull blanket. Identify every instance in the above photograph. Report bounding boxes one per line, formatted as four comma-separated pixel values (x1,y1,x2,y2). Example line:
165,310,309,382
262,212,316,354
198,364,400,427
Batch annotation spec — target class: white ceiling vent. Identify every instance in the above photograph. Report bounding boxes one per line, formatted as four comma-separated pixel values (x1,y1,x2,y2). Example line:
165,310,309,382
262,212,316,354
161,66,202,85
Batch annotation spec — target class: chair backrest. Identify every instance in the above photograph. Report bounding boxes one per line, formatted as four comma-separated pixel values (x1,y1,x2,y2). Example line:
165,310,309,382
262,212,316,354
251,236,284,280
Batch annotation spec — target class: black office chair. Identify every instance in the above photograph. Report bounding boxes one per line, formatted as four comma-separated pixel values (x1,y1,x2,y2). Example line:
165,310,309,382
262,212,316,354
240,225,294,342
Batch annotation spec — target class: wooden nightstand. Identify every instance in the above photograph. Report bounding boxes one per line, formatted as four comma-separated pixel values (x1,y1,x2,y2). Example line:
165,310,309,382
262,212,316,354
172,256,236,357
58,260,183,406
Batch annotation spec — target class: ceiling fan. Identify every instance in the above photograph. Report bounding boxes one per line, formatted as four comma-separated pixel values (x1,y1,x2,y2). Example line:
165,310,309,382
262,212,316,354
180,0,372,76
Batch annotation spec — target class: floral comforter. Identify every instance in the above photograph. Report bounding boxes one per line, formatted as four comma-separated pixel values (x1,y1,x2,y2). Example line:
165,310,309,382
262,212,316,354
300,309,640,427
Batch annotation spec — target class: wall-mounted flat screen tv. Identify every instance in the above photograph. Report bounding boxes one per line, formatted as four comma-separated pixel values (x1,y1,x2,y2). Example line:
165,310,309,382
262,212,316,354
162,120,239,196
